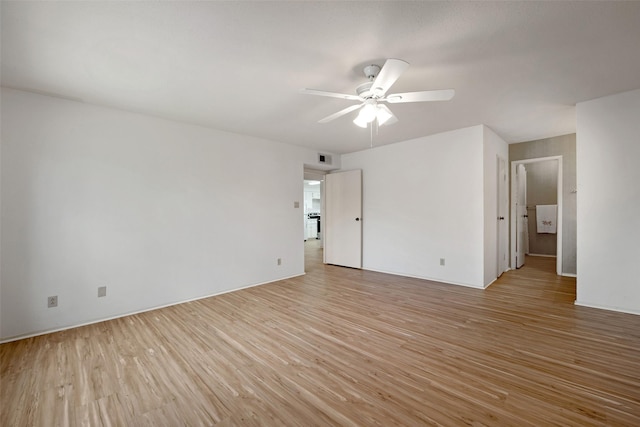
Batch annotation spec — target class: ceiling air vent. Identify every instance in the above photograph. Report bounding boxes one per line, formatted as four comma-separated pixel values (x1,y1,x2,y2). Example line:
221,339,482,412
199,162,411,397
318,153,332,165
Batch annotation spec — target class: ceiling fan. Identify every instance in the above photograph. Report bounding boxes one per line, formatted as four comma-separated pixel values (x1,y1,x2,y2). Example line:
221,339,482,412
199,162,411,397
301,59,455,128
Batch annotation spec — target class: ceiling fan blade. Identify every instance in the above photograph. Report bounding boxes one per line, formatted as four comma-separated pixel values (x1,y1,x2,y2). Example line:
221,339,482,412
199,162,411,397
377,104,398,126
384,89,455,103
301,88,361,101
318,104,363,124
371,59,409,98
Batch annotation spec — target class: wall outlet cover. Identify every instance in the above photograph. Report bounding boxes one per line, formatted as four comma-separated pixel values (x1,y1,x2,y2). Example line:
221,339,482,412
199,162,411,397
48,295,58,308
98,286,107,297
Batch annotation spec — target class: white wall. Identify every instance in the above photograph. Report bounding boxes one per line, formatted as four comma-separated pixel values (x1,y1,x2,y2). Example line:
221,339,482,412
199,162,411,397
341,125,488,288
483,126,509,286
0,93,3,336
0,88,334,340
576,88,640,314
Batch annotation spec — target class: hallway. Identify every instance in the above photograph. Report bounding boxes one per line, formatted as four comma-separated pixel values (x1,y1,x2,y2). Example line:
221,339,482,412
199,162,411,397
492,255,576,304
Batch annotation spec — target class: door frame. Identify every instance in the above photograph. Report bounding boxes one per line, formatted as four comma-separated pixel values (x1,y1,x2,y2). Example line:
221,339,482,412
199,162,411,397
496,155,509,277
515,163,528,269
303,169,327,257
510,156,563,275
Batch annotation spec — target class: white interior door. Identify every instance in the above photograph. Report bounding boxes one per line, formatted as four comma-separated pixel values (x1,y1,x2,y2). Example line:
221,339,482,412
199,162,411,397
497,156,508,276
515,164,528,268
324,170,362,268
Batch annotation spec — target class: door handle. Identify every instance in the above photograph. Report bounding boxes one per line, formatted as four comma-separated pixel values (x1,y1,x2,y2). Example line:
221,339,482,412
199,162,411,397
355,218,360,221
498,216,505,220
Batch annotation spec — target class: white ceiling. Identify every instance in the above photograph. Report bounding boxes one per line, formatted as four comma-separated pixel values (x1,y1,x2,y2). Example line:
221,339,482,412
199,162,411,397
2,1,640,154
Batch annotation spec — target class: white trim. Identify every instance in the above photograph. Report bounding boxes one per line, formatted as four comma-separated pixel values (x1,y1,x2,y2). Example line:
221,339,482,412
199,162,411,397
575,300,640,316
510,156,563,275
484,277,497,288
562,273,577,278
496,154,509,280
527,253,557,258
0,273,305,344
363,267,484,289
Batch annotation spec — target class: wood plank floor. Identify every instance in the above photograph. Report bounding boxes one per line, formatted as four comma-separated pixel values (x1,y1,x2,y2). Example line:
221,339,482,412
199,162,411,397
2,243,640,426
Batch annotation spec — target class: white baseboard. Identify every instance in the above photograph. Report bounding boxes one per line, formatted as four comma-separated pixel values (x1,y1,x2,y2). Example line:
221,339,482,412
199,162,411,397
527,253,557,258
363,267,484,289
484,277,497,288
562,273,577,278
574,300,640,316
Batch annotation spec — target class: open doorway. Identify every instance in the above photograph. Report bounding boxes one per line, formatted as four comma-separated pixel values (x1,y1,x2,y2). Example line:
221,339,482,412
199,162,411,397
303,179,322,243
510,156,563,275
303,169,326,272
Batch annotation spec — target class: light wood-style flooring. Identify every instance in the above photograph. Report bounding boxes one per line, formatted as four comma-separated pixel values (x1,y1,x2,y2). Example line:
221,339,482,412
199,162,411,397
2,244,640,426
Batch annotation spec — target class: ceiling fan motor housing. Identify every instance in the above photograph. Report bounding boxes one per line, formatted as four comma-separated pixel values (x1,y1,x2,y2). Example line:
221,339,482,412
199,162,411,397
356,82,374,99
356,64,382,99
363,64,381,80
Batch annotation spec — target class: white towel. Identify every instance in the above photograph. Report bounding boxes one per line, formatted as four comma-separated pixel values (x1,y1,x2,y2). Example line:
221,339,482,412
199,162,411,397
536,205,557,234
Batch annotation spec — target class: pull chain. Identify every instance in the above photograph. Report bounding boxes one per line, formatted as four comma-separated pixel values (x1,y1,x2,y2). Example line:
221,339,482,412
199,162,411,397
370,121,373,149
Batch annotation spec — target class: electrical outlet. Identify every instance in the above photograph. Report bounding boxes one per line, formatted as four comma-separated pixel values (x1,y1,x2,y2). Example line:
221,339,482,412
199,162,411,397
47,295,58,308
440,258,446,266
98,286,107,297
277,258,282,266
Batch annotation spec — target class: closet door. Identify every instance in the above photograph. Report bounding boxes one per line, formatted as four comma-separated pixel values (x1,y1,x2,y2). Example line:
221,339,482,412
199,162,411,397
324,170,362,268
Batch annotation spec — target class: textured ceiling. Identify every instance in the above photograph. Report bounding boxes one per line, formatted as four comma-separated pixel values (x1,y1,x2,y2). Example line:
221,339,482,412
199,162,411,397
2,1,640,154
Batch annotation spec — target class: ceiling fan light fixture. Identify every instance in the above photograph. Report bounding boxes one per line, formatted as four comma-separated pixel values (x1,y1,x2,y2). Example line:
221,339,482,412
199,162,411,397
360,102,378,122
353,114,369,128
353,102,377,128
376,105,393,125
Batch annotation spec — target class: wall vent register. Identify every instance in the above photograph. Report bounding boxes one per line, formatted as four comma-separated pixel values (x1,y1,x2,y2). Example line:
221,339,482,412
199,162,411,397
318,153,332,164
